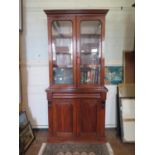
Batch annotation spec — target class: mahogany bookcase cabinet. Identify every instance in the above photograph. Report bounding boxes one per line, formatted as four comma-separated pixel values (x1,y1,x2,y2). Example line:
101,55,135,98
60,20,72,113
44,9,108,142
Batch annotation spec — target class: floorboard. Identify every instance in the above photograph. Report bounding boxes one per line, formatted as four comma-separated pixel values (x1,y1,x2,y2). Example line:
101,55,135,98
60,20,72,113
25,128,135,155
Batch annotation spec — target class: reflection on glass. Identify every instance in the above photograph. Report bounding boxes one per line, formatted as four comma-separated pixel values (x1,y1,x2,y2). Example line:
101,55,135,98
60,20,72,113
80,20,101,84
52,21,73,84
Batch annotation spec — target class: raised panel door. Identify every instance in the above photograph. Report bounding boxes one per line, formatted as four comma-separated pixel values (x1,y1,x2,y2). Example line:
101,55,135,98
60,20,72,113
52,99,76,137
77,99,99,137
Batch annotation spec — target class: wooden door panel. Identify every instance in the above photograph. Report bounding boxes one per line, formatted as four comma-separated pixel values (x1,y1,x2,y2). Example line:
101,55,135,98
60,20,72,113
81,101,97,132
78,99,98,135
52,99,76,136
54,103,73,132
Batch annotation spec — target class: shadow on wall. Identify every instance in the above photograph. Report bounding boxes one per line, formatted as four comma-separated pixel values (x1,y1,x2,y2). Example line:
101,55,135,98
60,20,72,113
19,10,38,127
20,46,38,127
123,9,135,51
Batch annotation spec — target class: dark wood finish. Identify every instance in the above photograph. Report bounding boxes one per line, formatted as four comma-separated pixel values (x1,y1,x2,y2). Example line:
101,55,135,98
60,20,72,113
52,99,76,137
124,51,135,83
45,10,108,142
44,9,109,15
78,99,98,135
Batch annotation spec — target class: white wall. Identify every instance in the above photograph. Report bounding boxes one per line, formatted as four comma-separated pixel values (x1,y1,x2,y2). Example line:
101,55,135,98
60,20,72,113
20,0,135,128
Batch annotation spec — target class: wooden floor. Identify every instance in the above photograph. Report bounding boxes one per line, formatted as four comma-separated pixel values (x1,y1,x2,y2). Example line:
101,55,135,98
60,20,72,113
25,129,134,155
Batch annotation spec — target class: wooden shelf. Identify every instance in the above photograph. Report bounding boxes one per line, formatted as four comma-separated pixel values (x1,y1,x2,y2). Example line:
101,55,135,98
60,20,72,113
56,51,72,55
80,64,100,68
55,46,70,53
54,65,73,68
81,43,99,53
81,51,98,54
56,52,71,55
53,35,72,39
81,34,101,38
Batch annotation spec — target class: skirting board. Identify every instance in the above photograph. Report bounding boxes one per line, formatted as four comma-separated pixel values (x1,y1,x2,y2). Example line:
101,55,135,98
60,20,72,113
32,124,116,129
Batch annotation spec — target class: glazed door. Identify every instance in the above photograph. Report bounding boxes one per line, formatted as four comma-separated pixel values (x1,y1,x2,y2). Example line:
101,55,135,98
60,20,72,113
52,99,76,137
49,16,76,88
77,16,105,88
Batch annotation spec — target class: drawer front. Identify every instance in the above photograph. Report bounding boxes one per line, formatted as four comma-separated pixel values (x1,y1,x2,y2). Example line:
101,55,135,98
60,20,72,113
52,93,101,99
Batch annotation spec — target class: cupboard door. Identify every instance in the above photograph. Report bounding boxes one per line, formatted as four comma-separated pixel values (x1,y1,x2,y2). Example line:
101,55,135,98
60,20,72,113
49,17,76,87
77,16,105,87
77,99,103,137
52,99,76,137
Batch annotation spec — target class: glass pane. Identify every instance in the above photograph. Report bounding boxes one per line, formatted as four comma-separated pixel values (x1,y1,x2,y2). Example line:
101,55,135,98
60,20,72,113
80,20,101,84
52,21,73,84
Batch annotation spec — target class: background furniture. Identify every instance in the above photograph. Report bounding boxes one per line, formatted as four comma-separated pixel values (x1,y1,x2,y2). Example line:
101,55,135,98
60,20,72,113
44,10,108,142
19,111,35,154
117,84,135,142
123,51,135,83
